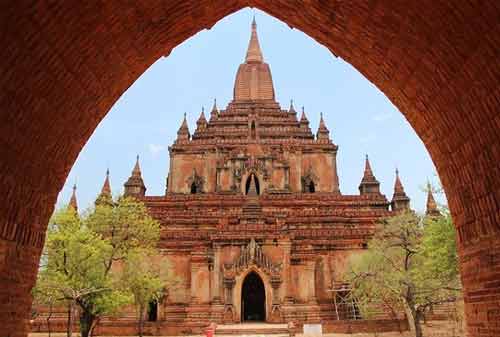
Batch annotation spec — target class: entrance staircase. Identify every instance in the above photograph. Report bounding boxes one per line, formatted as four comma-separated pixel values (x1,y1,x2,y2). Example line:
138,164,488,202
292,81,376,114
215,323,290,336
241,198,262,223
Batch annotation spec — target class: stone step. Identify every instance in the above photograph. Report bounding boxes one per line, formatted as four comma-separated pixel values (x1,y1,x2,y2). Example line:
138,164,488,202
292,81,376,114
215,323,289,336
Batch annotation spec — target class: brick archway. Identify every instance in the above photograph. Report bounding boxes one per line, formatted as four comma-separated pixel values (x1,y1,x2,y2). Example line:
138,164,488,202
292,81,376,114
0,2,498,336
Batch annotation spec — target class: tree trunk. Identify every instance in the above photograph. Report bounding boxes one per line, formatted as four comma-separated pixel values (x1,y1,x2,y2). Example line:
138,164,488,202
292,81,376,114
67,301,73,337
403,303,423,337
414,311,423,337
138,304,145,337
89,317,100,337
47,302,53,337
79,308,97,337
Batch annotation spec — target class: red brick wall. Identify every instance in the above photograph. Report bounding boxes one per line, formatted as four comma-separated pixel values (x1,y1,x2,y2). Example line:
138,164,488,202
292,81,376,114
1,2,499,336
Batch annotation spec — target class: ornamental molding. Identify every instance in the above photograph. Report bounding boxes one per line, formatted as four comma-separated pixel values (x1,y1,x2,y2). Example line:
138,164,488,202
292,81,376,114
223,238,282,278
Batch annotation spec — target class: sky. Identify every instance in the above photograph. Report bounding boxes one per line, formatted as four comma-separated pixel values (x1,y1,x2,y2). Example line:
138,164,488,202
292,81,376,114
57,8,445,213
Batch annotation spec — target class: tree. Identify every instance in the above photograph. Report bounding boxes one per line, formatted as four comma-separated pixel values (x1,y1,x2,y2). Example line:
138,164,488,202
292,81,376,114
348,211,461,337
35,197,161,337
77,196,161,337
39,206,125,337
32,269,63,337
122,249,178,337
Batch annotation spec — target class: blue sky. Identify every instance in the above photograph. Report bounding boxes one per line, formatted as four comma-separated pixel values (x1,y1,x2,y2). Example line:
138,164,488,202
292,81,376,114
58,8,444,213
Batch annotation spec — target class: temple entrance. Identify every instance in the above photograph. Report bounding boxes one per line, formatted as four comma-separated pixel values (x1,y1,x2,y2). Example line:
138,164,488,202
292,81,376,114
241,272,266,322
245,174,260,195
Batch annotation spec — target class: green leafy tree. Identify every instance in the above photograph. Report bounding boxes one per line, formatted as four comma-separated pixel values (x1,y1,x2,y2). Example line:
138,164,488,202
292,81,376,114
32,268,64,337
122,250,179,337
35,197,161,337
348,211,461,337
77,196,161,337
43,206,125,337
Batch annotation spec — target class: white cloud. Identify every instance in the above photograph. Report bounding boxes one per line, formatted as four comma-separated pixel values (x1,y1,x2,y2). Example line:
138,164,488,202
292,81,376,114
372,112,392,122
148,144,165,156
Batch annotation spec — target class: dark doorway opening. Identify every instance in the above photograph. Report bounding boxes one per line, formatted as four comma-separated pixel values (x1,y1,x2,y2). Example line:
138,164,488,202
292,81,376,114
191,182,198,194
147,300,158,322
250,121,256,140
245,174,260,195
241,272,265,322
308,181,315,193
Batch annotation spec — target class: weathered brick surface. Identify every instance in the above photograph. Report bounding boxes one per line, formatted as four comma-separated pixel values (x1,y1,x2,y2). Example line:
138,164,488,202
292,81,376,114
0,1,499,336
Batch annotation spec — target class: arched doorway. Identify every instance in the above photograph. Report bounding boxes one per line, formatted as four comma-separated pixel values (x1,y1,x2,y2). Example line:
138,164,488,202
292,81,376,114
245,173,260,195
241,272,266,322
308,181,315,193
190,182,198,194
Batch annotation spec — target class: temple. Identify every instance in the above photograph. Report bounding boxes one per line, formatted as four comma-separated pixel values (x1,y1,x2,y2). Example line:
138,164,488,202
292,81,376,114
114,20,418,333
41,20,439,335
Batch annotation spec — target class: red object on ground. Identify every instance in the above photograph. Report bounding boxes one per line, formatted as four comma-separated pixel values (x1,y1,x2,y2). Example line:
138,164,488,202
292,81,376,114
205,327,214,337
205,322,217,337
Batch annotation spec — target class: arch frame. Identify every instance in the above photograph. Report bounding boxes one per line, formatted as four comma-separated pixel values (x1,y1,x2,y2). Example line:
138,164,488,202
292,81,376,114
241,170,263,195
0,2,498,336
233,265,274,323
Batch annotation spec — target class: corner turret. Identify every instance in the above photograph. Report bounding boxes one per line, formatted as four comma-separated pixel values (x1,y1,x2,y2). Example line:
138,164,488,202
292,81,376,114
210,98,218,121
316,112,330,141
391,168,411,212
96,169,113,206
425,182,441,217
300,106,310,129
196,107,207,129
124,155,146,198
176,113,190,142
68,183,78,212
358,155,381,195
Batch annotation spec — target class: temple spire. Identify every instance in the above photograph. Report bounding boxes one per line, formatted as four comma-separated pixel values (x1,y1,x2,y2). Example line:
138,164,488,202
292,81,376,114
196,107,207,131
394,169,404,194
289,99,296,113
233,18,275,101
364,155,373,177
391,168,411,212
124,155,146,198
68,183,78,212
358,155,380,195
133,155,141,176
176,113,190,141
210,98,218,119
101,168,111,196
245,17,264,63
426,181,440,217
300,106,309,127
316,112,330,140
96,169,113,206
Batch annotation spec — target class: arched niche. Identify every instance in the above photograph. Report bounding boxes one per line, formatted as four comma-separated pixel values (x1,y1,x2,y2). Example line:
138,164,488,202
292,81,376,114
233,266,274,323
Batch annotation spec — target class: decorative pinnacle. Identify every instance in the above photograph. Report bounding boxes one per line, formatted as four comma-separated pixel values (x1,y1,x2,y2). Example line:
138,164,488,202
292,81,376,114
211,98,218,117
364,155,373,176
245,17,264,63
426,180,439,215
69,183,78,211
101,168,111,196
132,155,141,176
318,112,329,134
394,167,405,193
300,106,308,123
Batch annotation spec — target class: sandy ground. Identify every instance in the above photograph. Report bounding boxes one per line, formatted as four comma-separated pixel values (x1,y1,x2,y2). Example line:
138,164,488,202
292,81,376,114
28,320,464,337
